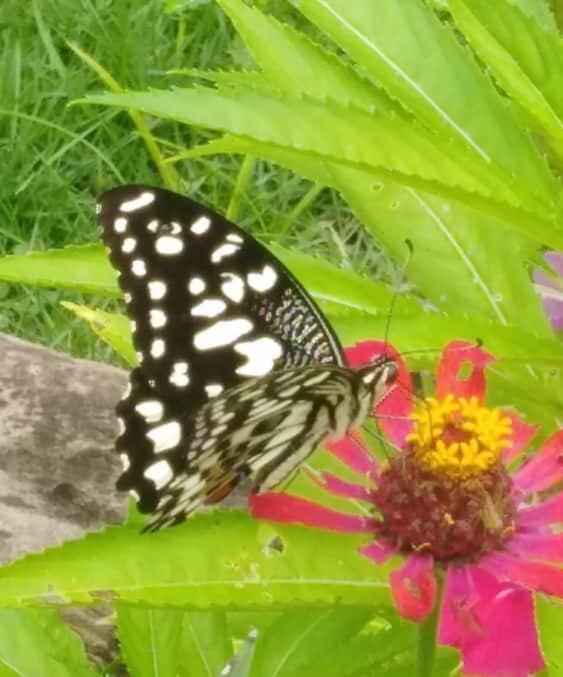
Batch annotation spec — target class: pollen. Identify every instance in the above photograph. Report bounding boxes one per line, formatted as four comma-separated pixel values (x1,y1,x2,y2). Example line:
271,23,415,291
406,394,512,480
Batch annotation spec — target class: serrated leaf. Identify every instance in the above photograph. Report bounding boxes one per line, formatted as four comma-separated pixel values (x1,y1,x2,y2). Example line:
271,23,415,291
82,86,540,217
451,0,563,160
0,609,96,677
0,244,118,296
289,0,559,215
216,0,396,113
62,301,136,365
195,134,556,325
0,513,396,609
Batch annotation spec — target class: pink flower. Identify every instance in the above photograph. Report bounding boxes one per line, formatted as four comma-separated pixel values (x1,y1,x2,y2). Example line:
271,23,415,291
533,251,563,330
251,340,563,677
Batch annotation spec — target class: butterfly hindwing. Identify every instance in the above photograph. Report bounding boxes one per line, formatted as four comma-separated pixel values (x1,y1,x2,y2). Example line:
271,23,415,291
99,185,344,515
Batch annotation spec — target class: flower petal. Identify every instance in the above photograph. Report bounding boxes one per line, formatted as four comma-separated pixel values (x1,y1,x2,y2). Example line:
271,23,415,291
344,340,414,448
249,493,375,533
304,468,371,501
513,430,563,494
478,551,563,597
436,340,494,400
507,531,563,564
439,565,544,677
518,492,563,527
389,553,436,622
501,410,539,463
359,540,398,564
326,432,376,476
546,251,563,276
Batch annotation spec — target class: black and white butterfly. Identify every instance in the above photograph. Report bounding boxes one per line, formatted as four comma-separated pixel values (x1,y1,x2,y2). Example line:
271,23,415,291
99,185,397,531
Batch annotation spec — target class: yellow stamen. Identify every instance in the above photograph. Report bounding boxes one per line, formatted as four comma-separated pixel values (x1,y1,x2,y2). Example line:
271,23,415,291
406,395,512,480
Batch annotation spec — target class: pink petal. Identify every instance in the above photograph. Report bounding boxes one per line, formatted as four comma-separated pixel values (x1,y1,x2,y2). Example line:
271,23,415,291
326,432,376,476
518,492,563,527
344,340,414,448
304,468,371,501
389,553,436,622
513,430,563,494
439,565,544,677
436,340,494,400
359,539,398,564
249,493,376,533
507,531,563,563
501,410,539,463
478,551,563,597
545,251,563,276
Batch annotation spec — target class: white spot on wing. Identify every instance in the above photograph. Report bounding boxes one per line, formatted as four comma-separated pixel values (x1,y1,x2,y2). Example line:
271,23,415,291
151,338,165,358
124,292,132,304
221,273,245,303
191,298,227,318
131,258,147,277
129,489,140,501
120,453,130,471
155,235,184,255
247,264,278,292
169,361,190,387
150,309,167,329
227,233,243,243
96,203,101,215
235,337,283,376
120,191,155,212
205,383,224,398
148,280,167,301
188,277,206,295
147,219,159,233
194,318,253,350
191,216,211,234
117,416,126,434
211,243,239,263
130,320,137,333
114,217,127,233
147,420,182,453
144,460,173,489
121,237,136,254
136,351,144,363
135,399,164,423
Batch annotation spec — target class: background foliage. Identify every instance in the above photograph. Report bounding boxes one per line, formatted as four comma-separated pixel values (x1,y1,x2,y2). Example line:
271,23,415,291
0,0,562,674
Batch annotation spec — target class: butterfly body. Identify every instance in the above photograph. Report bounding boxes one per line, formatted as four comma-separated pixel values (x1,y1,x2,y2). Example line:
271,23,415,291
99,185,396,530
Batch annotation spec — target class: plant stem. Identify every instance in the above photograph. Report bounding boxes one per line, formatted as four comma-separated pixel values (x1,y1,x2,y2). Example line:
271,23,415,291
416,572,444,677
227,155,255,222
278,182,325,235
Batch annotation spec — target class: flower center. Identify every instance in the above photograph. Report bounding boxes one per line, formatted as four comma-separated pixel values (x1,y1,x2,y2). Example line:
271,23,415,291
371,394,517,562
406,394,512,480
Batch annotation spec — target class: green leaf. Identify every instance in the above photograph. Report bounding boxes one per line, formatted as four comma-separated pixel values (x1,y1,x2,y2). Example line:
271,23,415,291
289,0,559,214
197,135,554,327
82,86,544,219
0,609,96,677
216,0,396,112
325,307,563,427
179,611,232,676
449,0,563,160
62,301,136,366
116,606,231,677
0,513,396,609
0,244,118,296
248,608,374,677
536,595,563,674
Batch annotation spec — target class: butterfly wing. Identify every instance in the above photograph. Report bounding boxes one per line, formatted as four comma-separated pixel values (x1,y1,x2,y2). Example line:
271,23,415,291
99,185,344,514
146,363,380,531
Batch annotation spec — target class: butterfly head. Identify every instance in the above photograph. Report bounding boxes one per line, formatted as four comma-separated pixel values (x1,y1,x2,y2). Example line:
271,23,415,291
358,355,398,401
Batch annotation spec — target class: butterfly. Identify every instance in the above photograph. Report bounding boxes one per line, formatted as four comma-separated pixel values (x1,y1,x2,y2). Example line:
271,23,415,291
99,185,397,531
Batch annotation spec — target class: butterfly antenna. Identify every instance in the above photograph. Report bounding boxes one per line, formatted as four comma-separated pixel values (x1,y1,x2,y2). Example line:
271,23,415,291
383,239,413,354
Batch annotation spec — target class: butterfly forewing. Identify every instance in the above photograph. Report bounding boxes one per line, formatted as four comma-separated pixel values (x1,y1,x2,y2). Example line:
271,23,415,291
99,185,344,515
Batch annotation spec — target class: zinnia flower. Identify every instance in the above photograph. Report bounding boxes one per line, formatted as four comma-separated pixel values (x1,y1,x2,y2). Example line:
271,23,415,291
250,340,563,677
